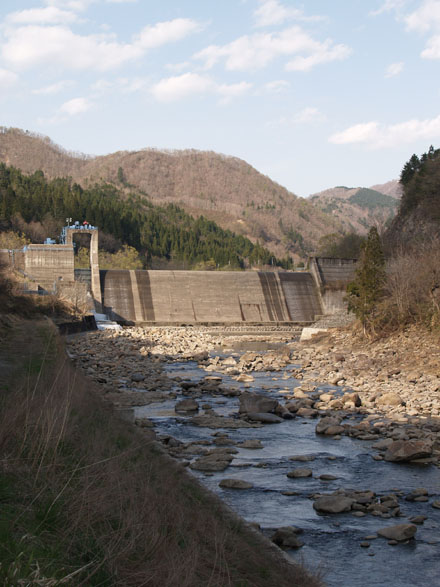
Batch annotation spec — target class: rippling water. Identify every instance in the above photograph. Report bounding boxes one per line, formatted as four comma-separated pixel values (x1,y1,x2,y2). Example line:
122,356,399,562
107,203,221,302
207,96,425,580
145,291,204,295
135,349,440,587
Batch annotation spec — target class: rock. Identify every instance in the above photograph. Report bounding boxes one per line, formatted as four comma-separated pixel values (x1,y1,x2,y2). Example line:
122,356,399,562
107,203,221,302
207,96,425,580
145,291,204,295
271,527,303,549
342,392,361,407
246,412,283,424
432,501,440,509
289,455,315,462
377,524,417,542
316,416,342,435
222,356,237,366
287,468,312,478
313,495,355,514
372,438,394,450
236,373,255,382
237,439,263,449
296,407,319,418
175,399,199,412
360,541,370,548
409,516,426,525
239,393,278,414
131,372,145,382
319,474,339,481
384,440,432,462
219,478,253,489
190,453,233,472
376,393,403,407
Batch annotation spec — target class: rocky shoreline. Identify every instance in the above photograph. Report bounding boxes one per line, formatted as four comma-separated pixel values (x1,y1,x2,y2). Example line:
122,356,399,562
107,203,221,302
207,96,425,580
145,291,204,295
65,324,440,576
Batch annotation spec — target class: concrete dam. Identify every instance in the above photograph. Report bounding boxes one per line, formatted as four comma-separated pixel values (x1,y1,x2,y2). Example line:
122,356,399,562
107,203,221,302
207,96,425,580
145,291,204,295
99,269,322,324
2,222,356,325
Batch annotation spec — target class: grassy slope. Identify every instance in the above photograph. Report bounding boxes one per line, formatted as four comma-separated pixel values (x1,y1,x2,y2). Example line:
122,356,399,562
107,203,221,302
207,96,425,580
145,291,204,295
0,283,321,585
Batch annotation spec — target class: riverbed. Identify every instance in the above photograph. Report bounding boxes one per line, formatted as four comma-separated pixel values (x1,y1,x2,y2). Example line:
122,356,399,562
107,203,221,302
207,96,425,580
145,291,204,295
67,328,440,587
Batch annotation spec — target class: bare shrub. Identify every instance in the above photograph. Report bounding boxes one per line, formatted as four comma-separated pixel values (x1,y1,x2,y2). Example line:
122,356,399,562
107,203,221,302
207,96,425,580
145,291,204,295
376,237,440,332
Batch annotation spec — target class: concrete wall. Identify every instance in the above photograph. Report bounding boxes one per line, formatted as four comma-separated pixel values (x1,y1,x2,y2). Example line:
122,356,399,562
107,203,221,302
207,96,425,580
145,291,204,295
24,244,74,291
309,257,357,314
100,269,323,324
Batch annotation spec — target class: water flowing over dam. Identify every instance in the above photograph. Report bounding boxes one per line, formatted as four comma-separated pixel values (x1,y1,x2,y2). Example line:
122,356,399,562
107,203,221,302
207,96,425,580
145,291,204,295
99,270,323,324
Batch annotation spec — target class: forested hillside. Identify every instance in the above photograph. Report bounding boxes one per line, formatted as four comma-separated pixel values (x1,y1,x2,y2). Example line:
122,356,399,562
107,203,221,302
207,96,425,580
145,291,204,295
385,146,440,250
0,127,342,258
0,163,292,270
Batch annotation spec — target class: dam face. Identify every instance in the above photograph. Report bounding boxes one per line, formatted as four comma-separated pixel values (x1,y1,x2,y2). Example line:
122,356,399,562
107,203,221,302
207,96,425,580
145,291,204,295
100,270,323,324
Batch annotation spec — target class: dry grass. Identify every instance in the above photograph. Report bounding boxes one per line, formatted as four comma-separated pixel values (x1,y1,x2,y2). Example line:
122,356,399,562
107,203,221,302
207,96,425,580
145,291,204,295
0,314,321,585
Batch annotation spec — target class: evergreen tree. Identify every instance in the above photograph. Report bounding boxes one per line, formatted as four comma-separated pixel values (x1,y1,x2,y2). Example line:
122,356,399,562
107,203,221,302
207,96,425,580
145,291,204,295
346,226,385,333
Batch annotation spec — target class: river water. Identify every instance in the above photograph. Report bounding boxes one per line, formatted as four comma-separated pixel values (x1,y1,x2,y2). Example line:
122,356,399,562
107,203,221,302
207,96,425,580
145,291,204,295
135,344,440,587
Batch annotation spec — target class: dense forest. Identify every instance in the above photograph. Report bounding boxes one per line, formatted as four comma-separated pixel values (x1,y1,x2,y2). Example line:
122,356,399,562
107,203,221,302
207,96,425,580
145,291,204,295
0,163,292,270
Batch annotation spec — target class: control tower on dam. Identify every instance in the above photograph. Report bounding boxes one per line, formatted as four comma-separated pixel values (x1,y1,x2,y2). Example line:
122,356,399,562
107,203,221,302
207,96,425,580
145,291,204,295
99,269,323,324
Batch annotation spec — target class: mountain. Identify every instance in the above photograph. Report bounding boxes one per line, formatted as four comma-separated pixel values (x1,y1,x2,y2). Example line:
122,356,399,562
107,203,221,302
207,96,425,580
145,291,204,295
309,182,401,235
0,127,341,259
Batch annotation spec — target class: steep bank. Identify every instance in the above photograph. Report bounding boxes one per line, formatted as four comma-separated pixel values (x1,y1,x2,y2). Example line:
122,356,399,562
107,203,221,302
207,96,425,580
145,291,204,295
0,316,320,586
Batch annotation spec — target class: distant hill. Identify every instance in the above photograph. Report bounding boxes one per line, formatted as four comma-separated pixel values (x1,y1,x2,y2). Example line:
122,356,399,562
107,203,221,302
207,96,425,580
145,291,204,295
309,182,401,234
0,127,343,259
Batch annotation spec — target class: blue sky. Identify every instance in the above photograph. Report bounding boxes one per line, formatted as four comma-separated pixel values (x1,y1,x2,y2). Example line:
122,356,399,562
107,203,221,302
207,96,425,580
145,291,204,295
1,0,440,196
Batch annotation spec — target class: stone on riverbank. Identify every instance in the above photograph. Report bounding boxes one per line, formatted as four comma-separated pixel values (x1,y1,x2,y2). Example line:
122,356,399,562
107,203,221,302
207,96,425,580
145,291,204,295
239,393,279,415
377,524,417,542
287,468,312,478
384,439,432,462
175,398,199,412
313,495,355,514
271,526,303,549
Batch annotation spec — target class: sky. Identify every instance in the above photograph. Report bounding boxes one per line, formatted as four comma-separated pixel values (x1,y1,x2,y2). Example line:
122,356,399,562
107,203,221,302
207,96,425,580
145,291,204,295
1,0,440,197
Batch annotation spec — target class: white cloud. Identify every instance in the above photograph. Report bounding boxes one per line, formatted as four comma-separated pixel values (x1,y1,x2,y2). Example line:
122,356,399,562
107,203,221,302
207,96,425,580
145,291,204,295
1,18,203,72
286,41,351,71
6,6,79,25
267,106,325,127
0,68,19,88
385,61,404,77
135,19,204,50
370,0,408,17
422,34,440,58
254,0,318,27
329,114,440,148
91,77,148,95
405,0,440,32
195,26,351,72
32,80,74,94
59,96,92,115
264,80,290,93
151,72,251,103
403,0,440,60
151,73,213,102
291,107,325,123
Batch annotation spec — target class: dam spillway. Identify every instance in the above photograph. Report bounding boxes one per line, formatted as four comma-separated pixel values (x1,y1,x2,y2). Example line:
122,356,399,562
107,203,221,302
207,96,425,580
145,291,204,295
99,270,323,324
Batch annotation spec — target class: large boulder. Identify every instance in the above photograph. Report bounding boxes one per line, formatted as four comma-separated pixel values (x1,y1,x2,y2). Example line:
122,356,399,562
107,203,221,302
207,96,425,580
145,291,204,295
384,440,432,462
239,393,279,414
377,524,417,541
271,526,303,549
376,392,404,407
313,495,355,514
